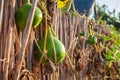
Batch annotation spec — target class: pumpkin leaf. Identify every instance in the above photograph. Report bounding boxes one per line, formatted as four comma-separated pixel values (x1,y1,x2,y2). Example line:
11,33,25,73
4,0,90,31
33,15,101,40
104,51,115,62
101,35,111,41
115,53,120,59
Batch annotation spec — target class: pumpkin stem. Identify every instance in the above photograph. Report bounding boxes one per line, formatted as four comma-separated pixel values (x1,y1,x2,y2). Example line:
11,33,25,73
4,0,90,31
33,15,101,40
24,0,30,4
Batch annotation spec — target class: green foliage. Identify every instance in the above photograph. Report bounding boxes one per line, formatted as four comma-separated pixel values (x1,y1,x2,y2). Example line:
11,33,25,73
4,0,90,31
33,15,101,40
101,35,111,41
104,51,115,62
96,5,120,30
115,53,120,59
87,35,97,45
61,1,72,13
104,48,120,62
101,26,120,65
108,26,120,47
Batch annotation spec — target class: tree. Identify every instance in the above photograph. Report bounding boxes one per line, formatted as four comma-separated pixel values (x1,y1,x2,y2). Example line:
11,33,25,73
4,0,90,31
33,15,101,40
96,5,120,30
118,12,120,20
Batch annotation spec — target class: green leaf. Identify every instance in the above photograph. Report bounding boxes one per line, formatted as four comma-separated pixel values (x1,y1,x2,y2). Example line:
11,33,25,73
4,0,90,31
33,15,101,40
96,19,104,24
61,1,71,13
115,53,120,59
101,35,111,41
111,47,116,53
104,52,115,61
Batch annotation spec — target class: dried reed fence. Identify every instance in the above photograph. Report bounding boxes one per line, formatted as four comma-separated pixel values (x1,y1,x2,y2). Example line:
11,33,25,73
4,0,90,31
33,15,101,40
0,0,113,80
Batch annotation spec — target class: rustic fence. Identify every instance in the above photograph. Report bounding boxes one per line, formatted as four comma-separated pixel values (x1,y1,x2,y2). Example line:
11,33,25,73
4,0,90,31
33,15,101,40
0,0,112,80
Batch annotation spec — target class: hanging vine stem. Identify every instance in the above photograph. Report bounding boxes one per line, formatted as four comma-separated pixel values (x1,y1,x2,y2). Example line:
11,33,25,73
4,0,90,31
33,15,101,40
37,1,57,64
37,2,48,64
37,1,58,80
71,0,76,12
48,26,58,80
66,38,78,77
34,37,42,54
49,27,57,63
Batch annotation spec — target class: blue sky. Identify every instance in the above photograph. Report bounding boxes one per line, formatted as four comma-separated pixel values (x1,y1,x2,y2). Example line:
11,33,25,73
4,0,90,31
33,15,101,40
96,0,120,17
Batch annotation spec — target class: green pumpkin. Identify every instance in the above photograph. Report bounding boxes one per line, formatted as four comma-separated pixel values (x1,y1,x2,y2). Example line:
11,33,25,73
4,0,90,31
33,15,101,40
88,35,97,45
34,27,66,63
15,3,43,29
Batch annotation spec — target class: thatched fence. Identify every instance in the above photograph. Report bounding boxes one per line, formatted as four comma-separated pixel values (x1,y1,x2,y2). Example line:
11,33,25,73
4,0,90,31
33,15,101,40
0,0,117,80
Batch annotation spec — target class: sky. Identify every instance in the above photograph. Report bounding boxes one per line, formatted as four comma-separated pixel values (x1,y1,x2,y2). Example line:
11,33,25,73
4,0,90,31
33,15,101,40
96,0,120,17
